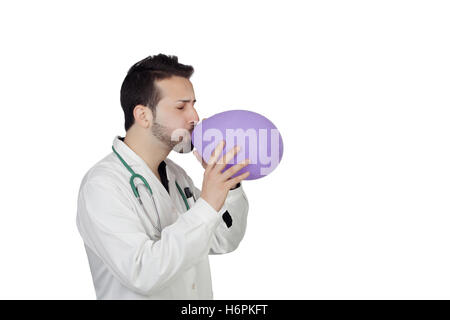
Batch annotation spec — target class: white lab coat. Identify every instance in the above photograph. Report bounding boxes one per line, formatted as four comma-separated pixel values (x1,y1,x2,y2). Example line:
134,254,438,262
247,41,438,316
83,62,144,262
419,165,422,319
76,136,249,300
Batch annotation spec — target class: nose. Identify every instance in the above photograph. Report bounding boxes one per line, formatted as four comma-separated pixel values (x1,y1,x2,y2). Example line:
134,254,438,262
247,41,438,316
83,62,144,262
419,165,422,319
190,106,200,126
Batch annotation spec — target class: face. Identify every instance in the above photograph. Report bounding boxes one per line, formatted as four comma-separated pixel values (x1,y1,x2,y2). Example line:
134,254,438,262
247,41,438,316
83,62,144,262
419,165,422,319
151,76,199,153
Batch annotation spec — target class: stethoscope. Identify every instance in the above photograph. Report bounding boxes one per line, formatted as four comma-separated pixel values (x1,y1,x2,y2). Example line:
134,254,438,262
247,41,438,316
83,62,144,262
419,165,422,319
112,146,196,233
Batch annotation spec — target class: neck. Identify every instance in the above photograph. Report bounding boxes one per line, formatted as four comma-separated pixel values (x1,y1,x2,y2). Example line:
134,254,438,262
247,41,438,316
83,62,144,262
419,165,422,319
123,127,171,175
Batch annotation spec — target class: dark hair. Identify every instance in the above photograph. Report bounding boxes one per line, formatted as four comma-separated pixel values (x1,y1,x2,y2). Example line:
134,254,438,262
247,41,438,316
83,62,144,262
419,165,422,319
120,54,194,131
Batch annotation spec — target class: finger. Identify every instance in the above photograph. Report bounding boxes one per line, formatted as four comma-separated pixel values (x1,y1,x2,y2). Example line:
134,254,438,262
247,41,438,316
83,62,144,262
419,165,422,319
223,159,250,180
215,145,241,171
226,171,250,189
207,140,225,167
198,153,208,169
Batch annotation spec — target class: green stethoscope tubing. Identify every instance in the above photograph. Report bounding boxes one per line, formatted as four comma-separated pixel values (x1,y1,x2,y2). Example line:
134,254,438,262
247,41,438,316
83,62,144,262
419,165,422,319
112,146,190,211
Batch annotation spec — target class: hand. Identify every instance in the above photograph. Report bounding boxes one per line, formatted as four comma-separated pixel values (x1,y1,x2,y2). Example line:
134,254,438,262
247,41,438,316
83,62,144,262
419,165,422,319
194,149,241,189
199,140,250,212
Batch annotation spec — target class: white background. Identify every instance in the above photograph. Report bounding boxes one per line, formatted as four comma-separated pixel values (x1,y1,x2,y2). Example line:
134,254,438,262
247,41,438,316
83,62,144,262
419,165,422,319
0,0,449,299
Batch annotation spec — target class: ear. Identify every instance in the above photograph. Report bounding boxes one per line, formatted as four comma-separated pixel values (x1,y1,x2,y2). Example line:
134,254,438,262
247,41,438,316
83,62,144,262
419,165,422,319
133,104,153,128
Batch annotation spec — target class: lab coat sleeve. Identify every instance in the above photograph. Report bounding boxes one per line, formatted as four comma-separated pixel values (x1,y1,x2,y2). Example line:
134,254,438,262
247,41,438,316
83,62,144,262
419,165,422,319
190,181,249,255
76,179,222,296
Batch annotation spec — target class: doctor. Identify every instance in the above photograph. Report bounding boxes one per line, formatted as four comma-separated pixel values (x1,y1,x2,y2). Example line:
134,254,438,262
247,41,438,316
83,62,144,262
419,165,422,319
76,54,250,300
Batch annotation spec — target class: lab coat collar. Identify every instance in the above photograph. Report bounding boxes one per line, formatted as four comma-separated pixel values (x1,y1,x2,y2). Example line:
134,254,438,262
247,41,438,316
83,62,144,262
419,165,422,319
112,136,152,171
112,136,172,199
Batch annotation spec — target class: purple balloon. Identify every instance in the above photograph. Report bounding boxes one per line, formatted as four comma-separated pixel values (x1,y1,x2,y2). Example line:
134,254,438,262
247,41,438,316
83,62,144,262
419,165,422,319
191,110,283,180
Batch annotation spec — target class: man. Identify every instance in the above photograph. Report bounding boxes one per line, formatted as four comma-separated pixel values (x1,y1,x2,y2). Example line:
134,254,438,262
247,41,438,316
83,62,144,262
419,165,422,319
76,54,250,299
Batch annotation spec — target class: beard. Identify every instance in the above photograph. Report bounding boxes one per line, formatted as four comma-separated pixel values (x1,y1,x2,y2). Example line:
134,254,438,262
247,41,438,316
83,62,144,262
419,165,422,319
151,119,194,154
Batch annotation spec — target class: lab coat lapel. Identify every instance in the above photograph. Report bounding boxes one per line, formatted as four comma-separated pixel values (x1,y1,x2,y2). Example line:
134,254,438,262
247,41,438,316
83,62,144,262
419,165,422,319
150,161,182,227
165,163,187,214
